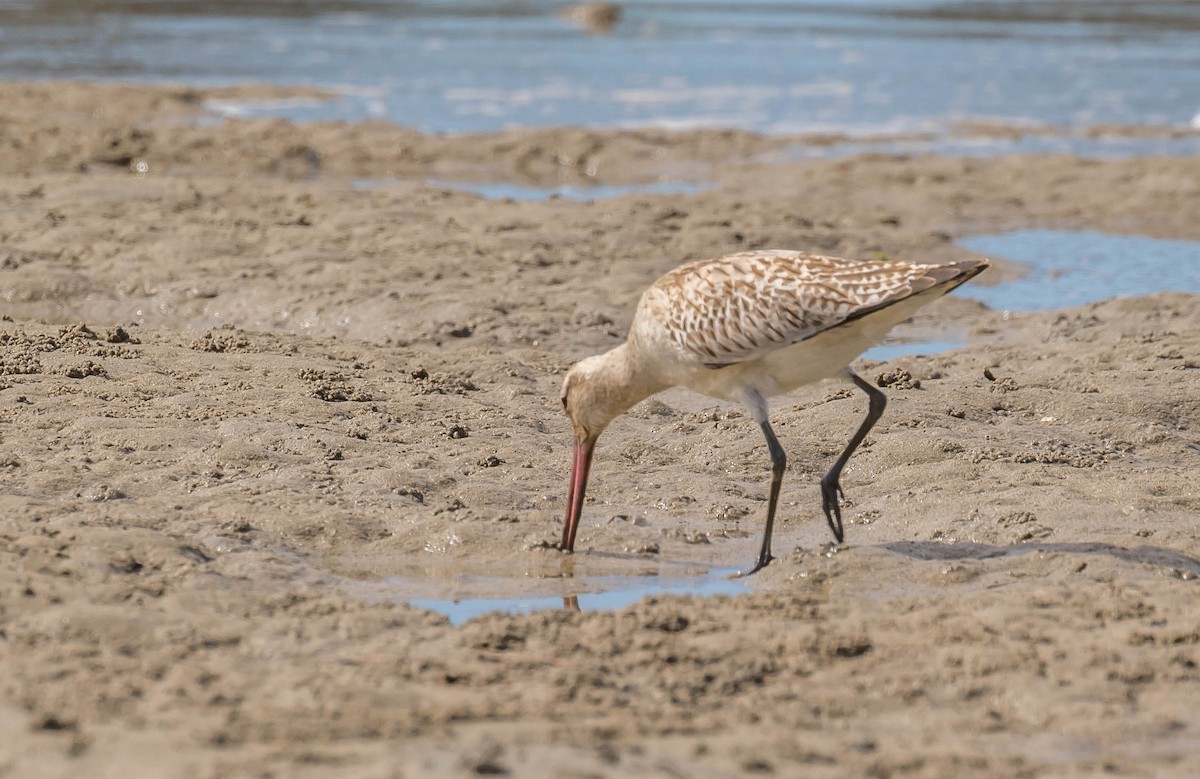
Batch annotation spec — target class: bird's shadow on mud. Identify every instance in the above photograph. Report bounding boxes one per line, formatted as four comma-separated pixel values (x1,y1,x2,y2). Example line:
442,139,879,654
878,540,1200,579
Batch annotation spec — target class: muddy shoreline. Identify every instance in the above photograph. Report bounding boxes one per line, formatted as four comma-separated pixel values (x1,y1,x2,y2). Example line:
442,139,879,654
2,81,1199,777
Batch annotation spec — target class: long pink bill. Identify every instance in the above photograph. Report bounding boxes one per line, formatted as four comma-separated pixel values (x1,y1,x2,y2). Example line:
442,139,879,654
560,436,596,552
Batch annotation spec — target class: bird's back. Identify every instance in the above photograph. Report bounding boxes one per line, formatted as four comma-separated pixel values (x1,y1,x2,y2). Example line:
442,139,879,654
637,250,985,371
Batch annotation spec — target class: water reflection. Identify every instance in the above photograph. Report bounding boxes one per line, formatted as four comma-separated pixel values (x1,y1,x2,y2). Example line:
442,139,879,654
405,565,747,625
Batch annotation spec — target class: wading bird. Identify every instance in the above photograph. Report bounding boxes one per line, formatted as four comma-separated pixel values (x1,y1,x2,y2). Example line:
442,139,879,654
559,250,988,575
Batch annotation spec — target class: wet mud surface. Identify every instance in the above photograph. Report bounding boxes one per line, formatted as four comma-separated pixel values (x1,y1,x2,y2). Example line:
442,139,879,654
1,81,1198,777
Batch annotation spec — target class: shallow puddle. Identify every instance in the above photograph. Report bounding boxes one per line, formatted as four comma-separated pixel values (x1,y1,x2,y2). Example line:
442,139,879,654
863,338,966,362
957,229,1200,311
426,179,709,201
400,538,1200,625
352,178,708,200
404,567,746,626
869,229,1200,359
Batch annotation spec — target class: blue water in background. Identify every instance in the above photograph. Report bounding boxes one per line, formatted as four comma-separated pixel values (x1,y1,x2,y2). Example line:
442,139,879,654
1,1,1198,136
958,229,1200,310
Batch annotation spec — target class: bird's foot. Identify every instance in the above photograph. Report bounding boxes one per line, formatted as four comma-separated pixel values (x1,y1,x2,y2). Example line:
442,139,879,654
732,552,774,578
820,475,846,544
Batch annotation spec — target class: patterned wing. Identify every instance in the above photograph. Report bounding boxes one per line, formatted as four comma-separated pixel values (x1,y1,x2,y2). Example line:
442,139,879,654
646,251,947,368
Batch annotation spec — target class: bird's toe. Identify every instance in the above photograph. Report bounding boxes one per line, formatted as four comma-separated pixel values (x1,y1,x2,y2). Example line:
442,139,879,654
820,478,846,542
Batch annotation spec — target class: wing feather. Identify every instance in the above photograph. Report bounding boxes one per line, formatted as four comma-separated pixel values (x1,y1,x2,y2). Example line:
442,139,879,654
642,250,969,368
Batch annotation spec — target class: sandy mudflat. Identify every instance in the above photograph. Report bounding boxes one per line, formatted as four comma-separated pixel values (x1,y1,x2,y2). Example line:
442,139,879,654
1,81,1199,778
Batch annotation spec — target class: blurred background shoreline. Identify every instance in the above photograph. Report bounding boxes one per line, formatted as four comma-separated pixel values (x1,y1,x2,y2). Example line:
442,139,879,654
2,0,1198,138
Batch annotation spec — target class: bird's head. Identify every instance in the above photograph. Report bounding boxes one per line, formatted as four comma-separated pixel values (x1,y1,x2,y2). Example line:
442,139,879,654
558,347,643,554
559,352,627,444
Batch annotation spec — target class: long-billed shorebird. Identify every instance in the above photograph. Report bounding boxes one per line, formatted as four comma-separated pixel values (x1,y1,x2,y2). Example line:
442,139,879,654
560,250,988,575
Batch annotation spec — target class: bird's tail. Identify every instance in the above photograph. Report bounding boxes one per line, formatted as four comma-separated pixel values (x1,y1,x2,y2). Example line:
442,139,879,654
925,258,990,290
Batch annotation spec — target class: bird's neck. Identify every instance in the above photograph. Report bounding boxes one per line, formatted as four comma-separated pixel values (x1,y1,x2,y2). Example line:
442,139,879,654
592,341,670,419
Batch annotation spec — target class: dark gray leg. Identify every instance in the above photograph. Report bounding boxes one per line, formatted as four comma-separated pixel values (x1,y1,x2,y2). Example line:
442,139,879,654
821,370,887,543
739,417,787,577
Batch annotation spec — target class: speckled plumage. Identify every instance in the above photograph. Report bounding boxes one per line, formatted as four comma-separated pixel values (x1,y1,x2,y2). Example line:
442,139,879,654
559,249,989,573
640,250,966,368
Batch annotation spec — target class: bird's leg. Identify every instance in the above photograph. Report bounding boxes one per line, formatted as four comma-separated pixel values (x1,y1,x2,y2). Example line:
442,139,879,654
738,417,787,577
821,369,887,543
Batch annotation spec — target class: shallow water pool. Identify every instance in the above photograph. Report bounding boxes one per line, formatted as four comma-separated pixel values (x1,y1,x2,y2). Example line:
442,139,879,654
862,338,967,362
407,567,746,625
865,229,1200,359
427,179,710,201
957,229,1200,311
